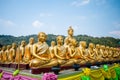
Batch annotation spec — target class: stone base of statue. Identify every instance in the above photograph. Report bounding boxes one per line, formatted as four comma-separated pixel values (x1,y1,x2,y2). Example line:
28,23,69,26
73,64,80,71
31,67,51,74
61,66,72,70
19,64,29,69
4,63,11,68
51,66,60,75
10,63,18,69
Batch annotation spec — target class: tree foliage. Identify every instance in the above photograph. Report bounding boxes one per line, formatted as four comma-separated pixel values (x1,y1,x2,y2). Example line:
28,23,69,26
0,34,119,48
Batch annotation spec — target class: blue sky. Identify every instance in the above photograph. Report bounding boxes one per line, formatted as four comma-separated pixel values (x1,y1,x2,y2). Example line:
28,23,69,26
0,0,120,38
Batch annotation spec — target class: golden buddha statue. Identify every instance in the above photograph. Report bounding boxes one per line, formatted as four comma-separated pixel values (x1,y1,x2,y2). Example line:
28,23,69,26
104,46,109,62
1,46,6,63
0,48,2,63
62,38,80,66
53,36,67,66
8,43,17,63
29,32,51,68
113,48,119,61
77,41,88,65
38,36,67,68
23,37,35,63
100,45,106,62
5,45,11,63
49,41,56,58
15,40,26,63
64,26,75,45
94,44,103,62
87,43,95,63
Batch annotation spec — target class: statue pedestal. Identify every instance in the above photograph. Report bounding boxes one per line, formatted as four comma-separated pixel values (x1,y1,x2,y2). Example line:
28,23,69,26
4,63,11,67
10,63,18,69
73,64,80,71
51,66,60,75
31,67,51,74
61,66,72,70
19,64,29,69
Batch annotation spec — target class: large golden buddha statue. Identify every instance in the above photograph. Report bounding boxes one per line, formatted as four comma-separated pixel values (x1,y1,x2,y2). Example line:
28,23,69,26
9,43,17,63
5,45,11,63
29,32,51,68
23,37,35,63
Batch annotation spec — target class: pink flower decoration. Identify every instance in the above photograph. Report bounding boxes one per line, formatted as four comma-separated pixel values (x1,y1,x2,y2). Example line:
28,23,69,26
42,73,57,80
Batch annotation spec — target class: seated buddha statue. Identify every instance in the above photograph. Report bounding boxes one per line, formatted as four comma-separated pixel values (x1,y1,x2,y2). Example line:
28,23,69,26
62,38,80,66
1,46,6,63
104,46,109,62
113,48,119,61
108,47,113,61
77,41,88,65
0,48,2,63
49,41,56,58
100,45,106,62
8,43,17,63
87,43,96,63
94,44,103,62
23,37,35,63
5,45,11,63
15,40,26,63
29,32,51,68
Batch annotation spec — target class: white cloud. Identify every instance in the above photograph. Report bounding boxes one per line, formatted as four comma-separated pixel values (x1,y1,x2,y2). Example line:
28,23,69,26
39,13,53,17
32,20,44,28
71,0,90,7
109,31,120,37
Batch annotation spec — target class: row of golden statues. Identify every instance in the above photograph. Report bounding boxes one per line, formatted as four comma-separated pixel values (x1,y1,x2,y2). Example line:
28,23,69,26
0,27,120,69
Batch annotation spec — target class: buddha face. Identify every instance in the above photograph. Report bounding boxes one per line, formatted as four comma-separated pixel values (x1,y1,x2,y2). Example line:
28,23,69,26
71,38,77,47
80,41,86,48
89,43,94,49
29,37,34,44
68,27,74,36
7,45,11,50
21,41,26,47
57,36,63,44
96,44,100,49
12,43,17,49
38,32,47,43
51,41,55,46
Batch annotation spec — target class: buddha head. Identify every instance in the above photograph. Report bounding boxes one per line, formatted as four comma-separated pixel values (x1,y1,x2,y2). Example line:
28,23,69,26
89,43,94,49
71,38,77,47
51,41,56,47
68,26,74,36
96,44,100,49
38,32,47,43
12,43,17,49
7,45,11,50
56,36,63,45
29,37,34,45
21,40,26,47
79,41,87,48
